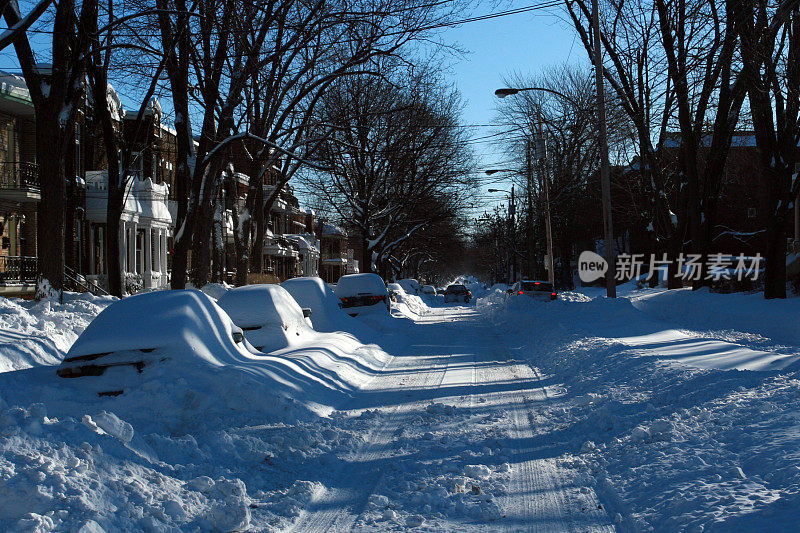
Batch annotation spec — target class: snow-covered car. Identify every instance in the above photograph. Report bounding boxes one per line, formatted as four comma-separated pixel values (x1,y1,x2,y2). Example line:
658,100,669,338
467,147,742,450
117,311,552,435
282,276,357,332
387,282,405,302
216,284,314,352
443,284,471,303
335,273,390,316
512,280,557,301
56,289,251,383
397,278,422,295
422,285,437,296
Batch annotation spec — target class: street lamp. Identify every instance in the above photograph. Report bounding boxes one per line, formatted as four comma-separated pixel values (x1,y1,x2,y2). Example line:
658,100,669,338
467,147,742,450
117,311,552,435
495,83,616,297
487,187,516,285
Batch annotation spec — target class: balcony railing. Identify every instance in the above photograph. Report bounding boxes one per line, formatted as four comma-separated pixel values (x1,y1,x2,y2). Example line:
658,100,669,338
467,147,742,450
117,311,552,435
0,255,37,285
0,161,39,190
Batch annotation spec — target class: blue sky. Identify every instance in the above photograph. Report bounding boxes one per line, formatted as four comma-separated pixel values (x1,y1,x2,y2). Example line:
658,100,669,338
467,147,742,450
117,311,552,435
439,1,587,218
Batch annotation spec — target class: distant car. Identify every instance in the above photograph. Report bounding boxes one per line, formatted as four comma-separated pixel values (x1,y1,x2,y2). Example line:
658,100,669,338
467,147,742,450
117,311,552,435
217,284,313,352
422,285,437,296
56,290,252,386
443,284,471,303
335,273,390,316
512,280,557,301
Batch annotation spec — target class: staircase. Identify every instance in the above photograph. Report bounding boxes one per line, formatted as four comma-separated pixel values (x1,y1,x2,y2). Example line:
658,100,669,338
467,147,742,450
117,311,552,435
64,266,110,296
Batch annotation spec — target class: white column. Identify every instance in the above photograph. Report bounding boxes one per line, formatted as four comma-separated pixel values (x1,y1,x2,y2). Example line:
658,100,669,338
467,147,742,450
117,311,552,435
119,222,127,277
128,222,137,273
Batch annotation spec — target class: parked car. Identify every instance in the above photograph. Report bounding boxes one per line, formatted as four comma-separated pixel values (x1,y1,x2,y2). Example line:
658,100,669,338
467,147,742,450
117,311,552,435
387,282,405,303
512,280,557,301
397,278,422,295
335,273,390,316
56,290,253,387
443,284,471,303
282,277,360,333
422,285,437,296
217,284,313,352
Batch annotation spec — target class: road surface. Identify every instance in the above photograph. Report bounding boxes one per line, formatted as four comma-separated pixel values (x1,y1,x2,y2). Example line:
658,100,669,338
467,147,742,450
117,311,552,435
286,304,615,532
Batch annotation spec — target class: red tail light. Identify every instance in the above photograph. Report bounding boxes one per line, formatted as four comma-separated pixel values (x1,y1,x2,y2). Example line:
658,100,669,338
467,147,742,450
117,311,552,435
518,290,524,295
551,292,557,297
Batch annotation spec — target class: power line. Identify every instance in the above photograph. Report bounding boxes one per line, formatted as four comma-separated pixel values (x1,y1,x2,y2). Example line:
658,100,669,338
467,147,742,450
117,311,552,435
0,1,561,39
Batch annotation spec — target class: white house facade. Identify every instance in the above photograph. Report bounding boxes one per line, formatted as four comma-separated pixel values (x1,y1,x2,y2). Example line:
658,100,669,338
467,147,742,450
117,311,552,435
85,172,173,291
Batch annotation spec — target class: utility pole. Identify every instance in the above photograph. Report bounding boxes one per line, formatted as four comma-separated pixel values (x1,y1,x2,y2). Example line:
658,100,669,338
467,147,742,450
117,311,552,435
509,185,516,284
535,109,555,285
592,0,617,297
525,141,535,279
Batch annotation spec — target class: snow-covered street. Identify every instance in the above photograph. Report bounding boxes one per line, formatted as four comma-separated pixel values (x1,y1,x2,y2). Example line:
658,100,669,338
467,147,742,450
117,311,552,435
288,304,612,531
1,285,800,531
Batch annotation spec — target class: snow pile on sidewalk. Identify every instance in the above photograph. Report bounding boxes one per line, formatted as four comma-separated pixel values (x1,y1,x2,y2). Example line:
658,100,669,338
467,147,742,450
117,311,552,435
475,286,508,307
481,286,800,530
393,291,430,317
0,293,114,373
630,286,800,345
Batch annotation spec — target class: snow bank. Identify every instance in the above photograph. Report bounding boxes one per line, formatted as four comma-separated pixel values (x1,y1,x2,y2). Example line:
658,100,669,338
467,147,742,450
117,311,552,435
393,292,431,317
630,287,800,346
0,293,114,373
478,286,800,530
475,287,508,308
0,287,395,531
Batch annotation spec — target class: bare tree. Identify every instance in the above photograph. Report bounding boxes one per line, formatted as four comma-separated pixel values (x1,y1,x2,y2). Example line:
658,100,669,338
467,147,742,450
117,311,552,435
567,0,750,287
740,0,800,298
305,64,475,275
227,0,465,286
4,0,96,299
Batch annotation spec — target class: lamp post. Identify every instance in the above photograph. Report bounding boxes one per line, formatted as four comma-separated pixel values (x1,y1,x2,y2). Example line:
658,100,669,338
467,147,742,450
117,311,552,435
487,187,516,285
494,81,616,297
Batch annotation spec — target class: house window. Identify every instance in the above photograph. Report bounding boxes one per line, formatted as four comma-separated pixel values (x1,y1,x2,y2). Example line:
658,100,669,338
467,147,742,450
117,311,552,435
128,152,144,180
136,229,145,273
167,236,173,271
748,207,757,219
93,225,106,275
152,151,158,182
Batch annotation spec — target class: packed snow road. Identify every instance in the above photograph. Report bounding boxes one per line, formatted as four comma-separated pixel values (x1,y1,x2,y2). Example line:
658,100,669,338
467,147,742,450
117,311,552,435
287,305,614,532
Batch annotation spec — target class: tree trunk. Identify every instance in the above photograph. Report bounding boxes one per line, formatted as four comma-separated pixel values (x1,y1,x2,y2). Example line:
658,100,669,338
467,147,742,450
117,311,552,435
763,168,791,299
190,203,215,287
35,113,66,299
361,234,372,274
190,161,225,287
237,164,264,286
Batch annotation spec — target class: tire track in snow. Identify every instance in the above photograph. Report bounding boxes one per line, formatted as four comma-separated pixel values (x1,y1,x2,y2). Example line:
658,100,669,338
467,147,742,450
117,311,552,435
285,309,464,532
479,327,615,532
